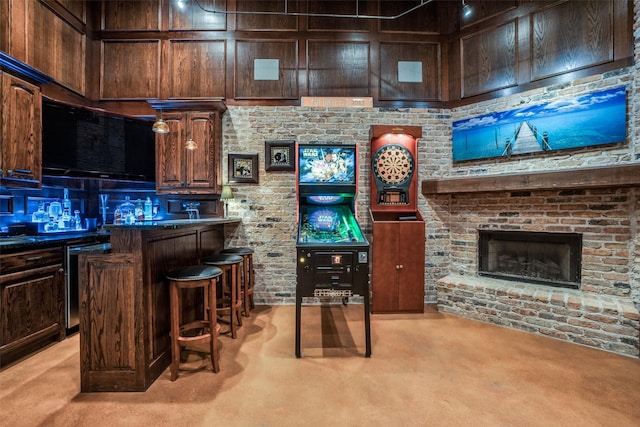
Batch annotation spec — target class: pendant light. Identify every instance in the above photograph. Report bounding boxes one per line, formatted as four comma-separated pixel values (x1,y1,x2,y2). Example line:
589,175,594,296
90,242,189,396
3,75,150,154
185,137,197,150
152,110,170,134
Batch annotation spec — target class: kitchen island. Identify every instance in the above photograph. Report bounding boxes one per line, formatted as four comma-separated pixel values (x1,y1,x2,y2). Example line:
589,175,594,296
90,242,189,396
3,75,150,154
79,218,240,392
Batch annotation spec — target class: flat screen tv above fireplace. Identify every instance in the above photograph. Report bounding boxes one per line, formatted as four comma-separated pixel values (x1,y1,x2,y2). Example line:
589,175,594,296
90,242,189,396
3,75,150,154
478,230,582,289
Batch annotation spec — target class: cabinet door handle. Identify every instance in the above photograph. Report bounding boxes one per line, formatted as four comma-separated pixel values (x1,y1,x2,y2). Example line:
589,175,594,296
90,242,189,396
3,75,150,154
26,256,44,262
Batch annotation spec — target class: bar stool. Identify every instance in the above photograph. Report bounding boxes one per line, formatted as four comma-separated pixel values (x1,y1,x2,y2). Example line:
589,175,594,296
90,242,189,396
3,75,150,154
201,254,243,338
220,247,255,317
166,265,223,381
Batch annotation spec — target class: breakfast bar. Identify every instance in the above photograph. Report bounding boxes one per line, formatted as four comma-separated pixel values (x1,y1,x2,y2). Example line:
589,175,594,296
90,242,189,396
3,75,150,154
78,218,240,392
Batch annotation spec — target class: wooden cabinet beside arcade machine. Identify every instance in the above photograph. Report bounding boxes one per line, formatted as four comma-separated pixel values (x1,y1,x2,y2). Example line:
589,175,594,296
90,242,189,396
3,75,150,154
369,125,425,313
370,211,425,313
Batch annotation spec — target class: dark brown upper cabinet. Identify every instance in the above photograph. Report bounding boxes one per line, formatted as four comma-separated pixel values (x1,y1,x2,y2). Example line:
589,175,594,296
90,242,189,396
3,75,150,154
0,72,42,188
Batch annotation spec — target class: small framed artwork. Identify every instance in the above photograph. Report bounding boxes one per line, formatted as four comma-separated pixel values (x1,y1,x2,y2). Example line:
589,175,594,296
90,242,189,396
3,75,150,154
265,140,296,171
228,153,259,184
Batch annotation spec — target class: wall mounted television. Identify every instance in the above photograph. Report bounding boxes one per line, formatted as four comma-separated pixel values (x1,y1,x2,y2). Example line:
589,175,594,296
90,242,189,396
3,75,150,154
42,100,156,181
297,143,357,195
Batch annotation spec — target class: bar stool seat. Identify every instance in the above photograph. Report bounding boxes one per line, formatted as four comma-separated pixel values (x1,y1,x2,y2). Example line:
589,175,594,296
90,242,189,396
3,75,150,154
220,247,255,317
166,265,223,381
201,254,243,338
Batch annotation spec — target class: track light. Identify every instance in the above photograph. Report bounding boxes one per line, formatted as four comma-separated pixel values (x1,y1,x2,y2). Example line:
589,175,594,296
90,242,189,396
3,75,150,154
462,0,472,18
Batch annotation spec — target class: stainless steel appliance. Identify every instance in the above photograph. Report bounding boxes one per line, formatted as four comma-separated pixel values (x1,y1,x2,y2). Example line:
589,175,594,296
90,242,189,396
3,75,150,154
65,242,111,334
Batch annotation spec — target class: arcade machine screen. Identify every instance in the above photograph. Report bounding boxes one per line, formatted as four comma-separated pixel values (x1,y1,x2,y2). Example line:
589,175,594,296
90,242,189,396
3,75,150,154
298,145,356,191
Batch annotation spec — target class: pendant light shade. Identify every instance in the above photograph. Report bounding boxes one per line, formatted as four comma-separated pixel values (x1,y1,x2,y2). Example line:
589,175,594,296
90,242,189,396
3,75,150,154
185,137,197,150
152,109,170,134
152,118,170,133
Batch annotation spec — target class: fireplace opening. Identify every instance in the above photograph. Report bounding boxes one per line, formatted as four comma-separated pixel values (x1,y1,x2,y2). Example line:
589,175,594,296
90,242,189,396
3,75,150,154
478,231,582,289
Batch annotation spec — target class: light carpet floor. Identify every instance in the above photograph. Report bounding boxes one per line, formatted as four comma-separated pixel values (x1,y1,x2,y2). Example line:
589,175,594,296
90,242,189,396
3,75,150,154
1,304,639,427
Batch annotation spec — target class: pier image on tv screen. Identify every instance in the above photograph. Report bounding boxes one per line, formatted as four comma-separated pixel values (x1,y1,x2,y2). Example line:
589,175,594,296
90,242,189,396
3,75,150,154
298,145,356,185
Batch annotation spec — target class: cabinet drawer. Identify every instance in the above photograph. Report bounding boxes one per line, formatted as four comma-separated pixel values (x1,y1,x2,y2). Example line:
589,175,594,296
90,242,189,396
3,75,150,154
0,247,63,275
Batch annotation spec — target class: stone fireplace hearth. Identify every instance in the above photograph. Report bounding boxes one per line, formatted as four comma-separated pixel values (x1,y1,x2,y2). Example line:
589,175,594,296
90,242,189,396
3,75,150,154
424,165,640,357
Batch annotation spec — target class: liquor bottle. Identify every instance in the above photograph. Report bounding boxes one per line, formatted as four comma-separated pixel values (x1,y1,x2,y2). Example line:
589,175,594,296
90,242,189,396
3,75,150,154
144,197,153,221
74,210,82,230
61,188,71,229
62,188,71,215
135,199,144,222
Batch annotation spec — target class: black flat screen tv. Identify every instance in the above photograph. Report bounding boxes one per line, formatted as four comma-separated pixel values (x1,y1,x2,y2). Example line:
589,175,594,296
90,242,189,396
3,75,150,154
42,100,155,181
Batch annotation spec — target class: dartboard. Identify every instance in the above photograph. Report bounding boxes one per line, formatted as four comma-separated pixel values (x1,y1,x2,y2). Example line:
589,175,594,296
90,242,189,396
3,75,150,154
372,144,414,185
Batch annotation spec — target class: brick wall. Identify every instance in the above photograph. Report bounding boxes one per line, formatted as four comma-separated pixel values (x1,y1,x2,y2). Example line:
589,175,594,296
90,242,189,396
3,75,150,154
222,106,449,304
220,0,640,357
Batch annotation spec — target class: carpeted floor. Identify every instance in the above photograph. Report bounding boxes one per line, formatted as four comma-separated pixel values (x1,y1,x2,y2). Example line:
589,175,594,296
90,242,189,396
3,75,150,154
1,304,639,427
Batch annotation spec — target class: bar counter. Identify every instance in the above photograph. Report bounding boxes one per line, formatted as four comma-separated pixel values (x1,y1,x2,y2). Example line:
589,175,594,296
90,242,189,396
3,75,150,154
79,218,240,392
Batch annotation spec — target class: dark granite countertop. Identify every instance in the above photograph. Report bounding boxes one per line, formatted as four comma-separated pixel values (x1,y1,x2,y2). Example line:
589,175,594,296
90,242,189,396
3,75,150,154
0,219,240,252
0,230,111,252
103,217,241,231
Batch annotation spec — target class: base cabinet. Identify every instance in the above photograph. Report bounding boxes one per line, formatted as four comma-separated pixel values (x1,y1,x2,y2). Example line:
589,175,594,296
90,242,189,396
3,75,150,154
0,247,65,367
79,222,229,392
370,211,425,313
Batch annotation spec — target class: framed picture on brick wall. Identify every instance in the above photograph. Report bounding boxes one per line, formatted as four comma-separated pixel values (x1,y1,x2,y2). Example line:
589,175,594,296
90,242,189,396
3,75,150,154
265,140,295,171
229,153,259,184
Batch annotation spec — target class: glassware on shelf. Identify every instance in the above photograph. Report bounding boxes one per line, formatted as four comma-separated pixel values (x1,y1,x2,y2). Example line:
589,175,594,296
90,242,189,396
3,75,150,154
74,210,82,230
99,194,109,228
120,196,136,225
32,201,48,223
48,200,62,219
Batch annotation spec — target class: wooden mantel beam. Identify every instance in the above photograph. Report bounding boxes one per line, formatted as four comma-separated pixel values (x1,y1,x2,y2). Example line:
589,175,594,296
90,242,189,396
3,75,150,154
421,163,640,195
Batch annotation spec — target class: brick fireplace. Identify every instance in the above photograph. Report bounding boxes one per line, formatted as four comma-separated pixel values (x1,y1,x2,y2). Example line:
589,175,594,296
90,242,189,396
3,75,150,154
478,230,582,288
424,166,640,357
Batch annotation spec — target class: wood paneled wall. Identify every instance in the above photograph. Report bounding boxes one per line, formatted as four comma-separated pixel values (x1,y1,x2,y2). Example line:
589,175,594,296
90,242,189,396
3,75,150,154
2,0,633,111
5,0,87,96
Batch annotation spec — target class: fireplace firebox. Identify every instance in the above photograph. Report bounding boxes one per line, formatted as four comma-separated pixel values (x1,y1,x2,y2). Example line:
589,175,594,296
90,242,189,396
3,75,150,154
478,231,582,289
